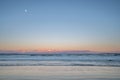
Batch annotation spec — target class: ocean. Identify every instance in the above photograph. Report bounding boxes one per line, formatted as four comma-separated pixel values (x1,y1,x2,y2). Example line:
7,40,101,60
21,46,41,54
0,53,120,66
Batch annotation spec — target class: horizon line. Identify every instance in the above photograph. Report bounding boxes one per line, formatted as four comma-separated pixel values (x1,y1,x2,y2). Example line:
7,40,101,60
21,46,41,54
0,50,120,54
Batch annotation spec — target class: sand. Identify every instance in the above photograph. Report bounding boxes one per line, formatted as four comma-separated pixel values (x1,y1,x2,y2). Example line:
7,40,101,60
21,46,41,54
0,66,120,80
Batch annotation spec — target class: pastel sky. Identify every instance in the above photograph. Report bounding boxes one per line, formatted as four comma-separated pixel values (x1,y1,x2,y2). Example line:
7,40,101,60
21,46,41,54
0,0,120,52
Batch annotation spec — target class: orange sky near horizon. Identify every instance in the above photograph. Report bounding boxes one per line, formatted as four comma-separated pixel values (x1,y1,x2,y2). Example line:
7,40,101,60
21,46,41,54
0,42,120,52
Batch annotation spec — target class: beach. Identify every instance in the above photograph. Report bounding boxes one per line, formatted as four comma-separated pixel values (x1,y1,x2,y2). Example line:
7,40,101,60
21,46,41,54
1,0,120,79
0,66,120,80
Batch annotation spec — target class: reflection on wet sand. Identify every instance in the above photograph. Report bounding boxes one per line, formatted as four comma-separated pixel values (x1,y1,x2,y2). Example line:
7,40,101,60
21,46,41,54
0,66,120,80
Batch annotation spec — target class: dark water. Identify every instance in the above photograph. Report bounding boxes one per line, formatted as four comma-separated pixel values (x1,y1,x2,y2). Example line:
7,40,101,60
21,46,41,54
0,53,120,66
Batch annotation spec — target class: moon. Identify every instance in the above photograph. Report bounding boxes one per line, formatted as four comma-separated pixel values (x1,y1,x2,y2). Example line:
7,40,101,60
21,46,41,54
24,9,27,13
24,9,32,15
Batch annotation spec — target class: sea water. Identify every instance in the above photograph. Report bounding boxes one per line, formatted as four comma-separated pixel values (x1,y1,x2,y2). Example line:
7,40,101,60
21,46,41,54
0,53,120,66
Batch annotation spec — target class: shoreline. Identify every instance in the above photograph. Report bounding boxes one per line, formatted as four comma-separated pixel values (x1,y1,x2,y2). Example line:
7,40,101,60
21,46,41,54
0,66,120,80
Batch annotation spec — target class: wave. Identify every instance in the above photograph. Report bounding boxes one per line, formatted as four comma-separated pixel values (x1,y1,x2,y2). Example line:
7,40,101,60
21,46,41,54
0,53,120,66
0,61,120,67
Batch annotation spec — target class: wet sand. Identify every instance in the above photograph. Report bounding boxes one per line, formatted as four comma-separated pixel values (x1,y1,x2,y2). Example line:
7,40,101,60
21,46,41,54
0,66,120,80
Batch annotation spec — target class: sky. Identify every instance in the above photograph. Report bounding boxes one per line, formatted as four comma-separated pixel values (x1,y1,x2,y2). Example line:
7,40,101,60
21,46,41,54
0,0,120,52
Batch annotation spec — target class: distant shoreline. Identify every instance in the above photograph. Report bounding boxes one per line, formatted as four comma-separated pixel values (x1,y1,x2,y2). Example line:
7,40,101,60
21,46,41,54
0,53,120,55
